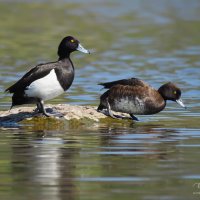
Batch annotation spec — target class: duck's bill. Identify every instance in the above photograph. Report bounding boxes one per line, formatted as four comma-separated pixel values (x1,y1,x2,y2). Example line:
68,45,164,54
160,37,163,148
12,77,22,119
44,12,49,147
76,43,90,54
176,99,186,109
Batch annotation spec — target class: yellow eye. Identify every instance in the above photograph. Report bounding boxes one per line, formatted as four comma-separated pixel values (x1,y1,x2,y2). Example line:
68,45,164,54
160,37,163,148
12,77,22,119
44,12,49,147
70,39,75,43
173,91,177,95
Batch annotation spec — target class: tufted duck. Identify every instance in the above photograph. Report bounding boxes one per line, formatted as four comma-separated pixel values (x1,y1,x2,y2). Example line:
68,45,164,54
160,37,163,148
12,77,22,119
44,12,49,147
97,78,186,121
5,36,90,117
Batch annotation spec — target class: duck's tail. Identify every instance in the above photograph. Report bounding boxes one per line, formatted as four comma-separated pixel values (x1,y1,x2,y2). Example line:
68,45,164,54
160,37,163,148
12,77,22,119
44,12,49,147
11,92,37,108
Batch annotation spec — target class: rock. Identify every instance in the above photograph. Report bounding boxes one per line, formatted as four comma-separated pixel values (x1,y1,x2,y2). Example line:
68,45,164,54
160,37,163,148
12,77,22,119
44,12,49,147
0,104,107,126
0,104,133,129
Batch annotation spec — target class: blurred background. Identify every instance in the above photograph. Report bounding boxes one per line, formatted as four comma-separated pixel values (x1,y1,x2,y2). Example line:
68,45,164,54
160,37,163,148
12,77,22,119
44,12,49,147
0,1,200,200
0,0,200,108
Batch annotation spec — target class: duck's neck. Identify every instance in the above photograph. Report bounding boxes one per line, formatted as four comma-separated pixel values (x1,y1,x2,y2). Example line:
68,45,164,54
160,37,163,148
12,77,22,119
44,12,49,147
58,56,74,71
158,87,168,101
58,53,70,61
155,89,167,113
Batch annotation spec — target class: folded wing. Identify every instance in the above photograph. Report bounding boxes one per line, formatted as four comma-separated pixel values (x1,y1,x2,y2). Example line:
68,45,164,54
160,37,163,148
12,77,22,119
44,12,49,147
5,62,58,93
98,78,148,89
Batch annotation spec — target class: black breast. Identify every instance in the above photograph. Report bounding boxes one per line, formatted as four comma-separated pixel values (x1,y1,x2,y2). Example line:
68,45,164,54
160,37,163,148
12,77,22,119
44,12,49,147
55,58,75,91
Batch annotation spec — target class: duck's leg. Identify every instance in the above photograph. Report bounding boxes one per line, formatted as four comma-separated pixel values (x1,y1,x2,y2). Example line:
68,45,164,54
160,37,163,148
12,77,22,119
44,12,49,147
36,100,50,117
106,98,118,119
33,102,42,113
37,100,63,117
34,101,46,114
129,113,139,121
35,102,42,113
97,103,106,112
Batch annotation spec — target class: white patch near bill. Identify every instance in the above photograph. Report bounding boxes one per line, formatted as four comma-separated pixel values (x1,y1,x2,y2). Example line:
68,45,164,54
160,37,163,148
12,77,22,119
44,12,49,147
25,69,64,101
113,96,145,114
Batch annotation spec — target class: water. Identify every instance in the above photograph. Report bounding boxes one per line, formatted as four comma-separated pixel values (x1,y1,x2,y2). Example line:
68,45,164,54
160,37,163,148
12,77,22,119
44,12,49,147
0,0,200,199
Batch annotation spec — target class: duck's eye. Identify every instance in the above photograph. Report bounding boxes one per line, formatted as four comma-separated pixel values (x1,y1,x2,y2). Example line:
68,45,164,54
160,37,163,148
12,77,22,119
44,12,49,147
173,91,177,95
70,39,75,43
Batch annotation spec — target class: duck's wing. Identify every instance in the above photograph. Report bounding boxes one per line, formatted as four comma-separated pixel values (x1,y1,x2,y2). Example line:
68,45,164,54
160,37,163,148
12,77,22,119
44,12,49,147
98,78,147,89
5,61,58,93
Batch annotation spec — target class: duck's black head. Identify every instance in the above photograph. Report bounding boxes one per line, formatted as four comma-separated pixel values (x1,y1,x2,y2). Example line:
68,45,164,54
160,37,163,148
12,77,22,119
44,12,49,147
158,82,186,108
58,36,90,59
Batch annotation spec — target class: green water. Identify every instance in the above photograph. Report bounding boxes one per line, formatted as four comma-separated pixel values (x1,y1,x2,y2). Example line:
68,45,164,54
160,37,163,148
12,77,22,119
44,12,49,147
0,1,200,199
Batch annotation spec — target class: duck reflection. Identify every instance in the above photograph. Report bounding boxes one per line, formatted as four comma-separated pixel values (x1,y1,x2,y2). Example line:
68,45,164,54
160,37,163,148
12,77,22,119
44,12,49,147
10,122,180,200
97,122,179,160
10,131,79,200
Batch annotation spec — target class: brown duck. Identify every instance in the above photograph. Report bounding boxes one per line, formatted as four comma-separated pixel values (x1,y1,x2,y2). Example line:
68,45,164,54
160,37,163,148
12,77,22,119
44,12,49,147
97,78,186,121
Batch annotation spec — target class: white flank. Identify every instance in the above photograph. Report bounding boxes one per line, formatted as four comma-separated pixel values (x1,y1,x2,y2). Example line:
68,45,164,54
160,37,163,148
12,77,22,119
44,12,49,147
25,69,64,101
113,96,145,114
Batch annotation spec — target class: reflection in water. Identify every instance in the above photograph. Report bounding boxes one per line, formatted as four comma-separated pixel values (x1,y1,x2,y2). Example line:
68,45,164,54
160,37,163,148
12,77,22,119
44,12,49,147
98,123,180,161
11,133,79,200
0,118,198,200
9,123,179,198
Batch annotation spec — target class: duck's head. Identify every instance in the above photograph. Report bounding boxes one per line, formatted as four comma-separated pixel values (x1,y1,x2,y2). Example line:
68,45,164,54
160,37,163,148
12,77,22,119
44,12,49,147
58,36,90,59
158,82,186,109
